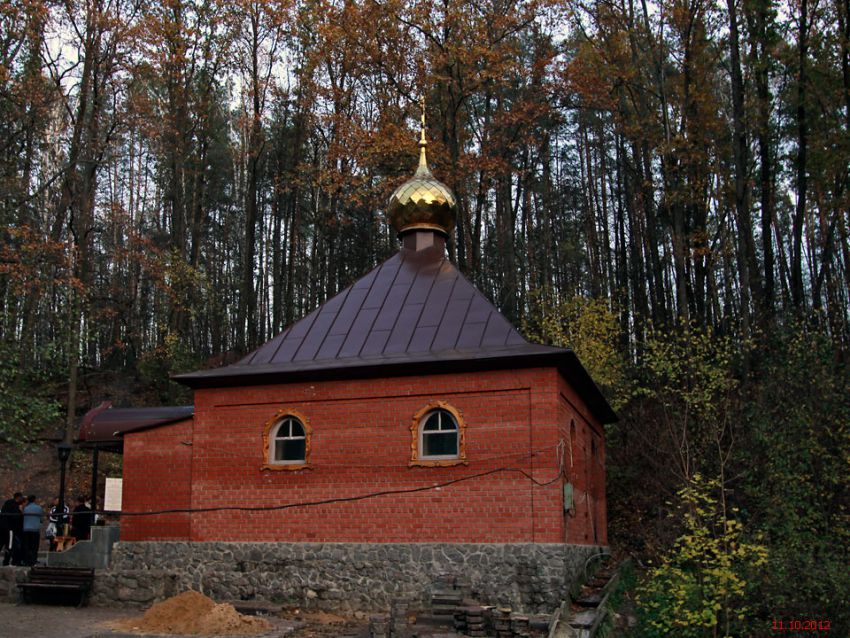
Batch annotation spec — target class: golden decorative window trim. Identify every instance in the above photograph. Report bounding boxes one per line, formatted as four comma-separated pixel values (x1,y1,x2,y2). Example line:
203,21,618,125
261,408,312,471
409,401,467,467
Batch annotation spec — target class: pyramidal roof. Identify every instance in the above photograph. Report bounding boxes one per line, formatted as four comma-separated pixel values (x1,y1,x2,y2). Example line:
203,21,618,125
175,243,616,423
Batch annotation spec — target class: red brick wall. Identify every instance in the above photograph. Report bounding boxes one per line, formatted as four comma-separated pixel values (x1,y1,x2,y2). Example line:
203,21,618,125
122,418,193,541
557,375,608,546
122,367,607,545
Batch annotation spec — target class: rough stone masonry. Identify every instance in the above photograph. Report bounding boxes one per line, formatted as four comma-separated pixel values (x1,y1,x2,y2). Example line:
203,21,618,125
90,541,603,613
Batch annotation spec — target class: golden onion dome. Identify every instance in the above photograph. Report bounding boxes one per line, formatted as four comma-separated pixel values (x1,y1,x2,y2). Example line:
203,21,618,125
388,101,457,237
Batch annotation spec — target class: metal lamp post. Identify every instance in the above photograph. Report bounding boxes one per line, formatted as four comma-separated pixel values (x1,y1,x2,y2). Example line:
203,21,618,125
57,442,72,536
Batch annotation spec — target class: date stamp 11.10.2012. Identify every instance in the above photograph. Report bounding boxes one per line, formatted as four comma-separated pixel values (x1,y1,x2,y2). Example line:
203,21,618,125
771,619,830,632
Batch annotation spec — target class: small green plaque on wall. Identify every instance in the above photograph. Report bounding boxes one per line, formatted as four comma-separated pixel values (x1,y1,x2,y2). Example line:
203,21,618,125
563,482,574,511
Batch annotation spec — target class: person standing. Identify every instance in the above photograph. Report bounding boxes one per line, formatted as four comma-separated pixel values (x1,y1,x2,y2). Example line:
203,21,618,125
21,495,44,566
71,496,93,542
1,492,24,566
47,497,70,551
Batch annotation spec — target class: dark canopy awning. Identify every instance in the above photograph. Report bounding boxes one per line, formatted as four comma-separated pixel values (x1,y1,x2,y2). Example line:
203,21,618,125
78,401,194,452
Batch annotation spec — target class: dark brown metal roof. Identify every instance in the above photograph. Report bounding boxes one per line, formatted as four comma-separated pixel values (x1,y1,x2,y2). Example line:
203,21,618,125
175,241,617,424
78,401,194,450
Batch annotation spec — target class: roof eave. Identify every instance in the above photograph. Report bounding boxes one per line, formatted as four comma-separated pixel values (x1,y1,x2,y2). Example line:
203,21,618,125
174,349,618,424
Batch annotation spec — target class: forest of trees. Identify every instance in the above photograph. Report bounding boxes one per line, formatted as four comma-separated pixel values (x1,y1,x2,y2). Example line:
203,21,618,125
1,0,848,635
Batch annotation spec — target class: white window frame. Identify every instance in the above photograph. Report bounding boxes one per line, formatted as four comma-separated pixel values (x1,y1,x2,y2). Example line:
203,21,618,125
269,416,307,465
418,408,460,460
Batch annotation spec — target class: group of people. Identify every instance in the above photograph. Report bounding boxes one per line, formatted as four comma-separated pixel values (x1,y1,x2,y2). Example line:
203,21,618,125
1,492,94,566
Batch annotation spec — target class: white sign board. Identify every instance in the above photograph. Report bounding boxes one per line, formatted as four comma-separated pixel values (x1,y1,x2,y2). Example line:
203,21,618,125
104,477,123,512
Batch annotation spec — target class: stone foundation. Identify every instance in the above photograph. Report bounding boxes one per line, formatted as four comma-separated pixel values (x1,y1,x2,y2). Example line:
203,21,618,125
93,542,604,613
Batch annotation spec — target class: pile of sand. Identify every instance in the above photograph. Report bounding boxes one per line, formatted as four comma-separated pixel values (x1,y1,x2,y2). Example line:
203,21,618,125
110,590,272,635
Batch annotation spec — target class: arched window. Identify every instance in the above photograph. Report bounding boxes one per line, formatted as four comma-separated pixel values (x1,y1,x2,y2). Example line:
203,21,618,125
410,403,466,466
421,409,458,458
570,419,577,468
262,410,310,470
272,417,306,462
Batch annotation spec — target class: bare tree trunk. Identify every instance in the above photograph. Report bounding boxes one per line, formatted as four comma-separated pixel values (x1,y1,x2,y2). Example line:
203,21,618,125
728,0,760,334
745,0,778,317
580,121,602,297
837,0,850,304
791,0,810,311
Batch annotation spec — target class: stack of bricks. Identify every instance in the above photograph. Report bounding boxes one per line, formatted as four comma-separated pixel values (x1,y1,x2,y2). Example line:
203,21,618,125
452,607,467,633
369,614,390,638
432,573,467,631
432,589,464,620
390,599,410,638
492,607,513,638
455,605,487,637
510,615,530,638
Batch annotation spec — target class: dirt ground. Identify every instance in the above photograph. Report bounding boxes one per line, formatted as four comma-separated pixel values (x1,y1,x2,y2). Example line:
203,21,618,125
0,602,138,638
0,602,368,638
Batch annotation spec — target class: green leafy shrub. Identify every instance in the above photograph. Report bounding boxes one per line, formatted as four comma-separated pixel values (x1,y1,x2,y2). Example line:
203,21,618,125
636,475,768,638
523,294,631,409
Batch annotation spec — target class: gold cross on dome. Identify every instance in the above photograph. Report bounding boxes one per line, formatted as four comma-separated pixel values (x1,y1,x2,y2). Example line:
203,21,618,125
419,95,427,146
416,94,430,173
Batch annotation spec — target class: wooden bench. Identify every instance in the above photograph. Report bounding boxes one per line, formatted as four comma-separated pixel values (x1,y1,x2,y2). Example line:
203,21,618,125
19,566,95,606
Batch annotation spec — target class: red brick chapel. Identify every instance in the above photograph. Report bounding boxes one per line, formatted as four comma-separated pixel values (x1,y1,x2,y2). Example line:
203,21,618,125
99,114,616,551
